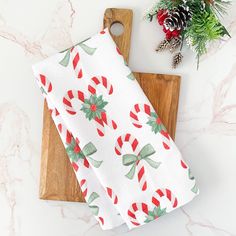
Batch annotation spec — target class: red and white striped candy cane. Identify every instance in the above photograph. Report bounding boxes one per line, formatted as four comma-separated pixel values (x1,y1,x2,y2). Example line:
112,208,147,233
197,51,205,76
160,130,171,150
70,46,83,79
128,188,178,226
114,134,147,191
106,187,118,205
101,112,117,130
130,103,151,128
88,76,113,95
49,107,60,117
127,203,149,226
39,74,52,93
63,89,85,115
130,103,171,150
94,116,105,137
180,160,188,169
47,100,90,169
136,163,147,191
80,179,88,198
98,216,104,225
115,133,140,156
47,101,73,145
57,123,72,144
152,188,178,209
87,76,117,135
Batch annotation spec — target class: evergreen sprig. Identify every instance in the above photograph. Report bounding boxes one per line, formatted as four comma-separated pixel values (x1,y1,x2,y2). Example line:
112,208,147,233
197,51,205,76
145,0,230,68
210,0,231,17
184,9,226,66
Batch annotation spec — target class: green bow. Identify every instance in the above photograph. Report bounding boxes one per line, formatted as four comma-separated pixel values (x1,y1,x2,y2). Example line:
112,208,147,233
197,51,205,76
122,143,161,179
66,140,103,168
87,192,100,215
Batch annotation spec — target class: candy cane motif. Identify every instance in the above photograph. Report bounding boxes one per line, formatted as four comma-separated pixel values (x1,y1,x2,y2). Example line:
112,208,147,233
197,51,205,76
106,187,118,205
114,134,147,191
63,90,85,115
80,179,88,198
63,77,117,136
180,160,188,169
115,133,140,156
47,101,90,169
152,188,178,209
98,216,104,225
127,203,149,226
88,76,113,95
88,76,116,135
70,46,83,79
130,103,151,128
39,74,52,93
130,103,171,150
128,188,178,226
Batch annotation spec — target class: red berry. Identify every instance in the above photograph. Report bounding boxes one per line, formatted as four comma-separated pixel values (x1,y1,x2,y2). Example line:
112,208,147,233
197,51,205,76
166,30,172,40
157,9,168,26
156,117,161,124
172,29,180,38
74,145,81,154
90,104,97,112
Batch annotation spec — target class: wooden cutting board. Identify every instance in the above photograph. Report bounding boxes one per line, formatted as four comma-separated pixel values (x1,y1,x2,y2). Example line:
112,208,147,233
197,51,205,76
39,8,181,202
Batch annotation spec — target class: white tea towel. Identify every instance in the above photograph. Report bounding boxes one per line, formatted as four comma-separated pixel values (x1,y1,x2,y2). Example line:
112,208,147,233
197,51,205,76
32,28,199,230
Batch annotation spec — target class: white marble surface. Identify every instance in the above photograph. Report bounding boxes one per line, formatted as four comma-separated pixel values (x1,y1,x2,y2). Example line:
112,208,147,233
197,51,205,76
1,0,236,235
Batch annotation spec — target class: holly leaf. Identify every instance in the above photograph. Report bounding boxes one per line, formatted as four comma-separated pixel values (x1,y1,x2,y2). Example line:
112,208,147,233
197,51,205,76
59,50,70,67
144,214,154,223
89,205,99,215
150,112,157,119
156,206,167,217
87,192,99,205
40,86,47,95
66,147,78,162
79,43,97,55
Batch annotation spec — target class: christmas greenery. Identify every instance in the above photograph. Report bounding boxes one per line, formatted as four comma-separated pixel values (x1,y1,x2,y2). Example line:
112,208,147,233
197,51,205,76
81,94,108,121
146,112,166,134
185,9,227,65
145,0,230,68
144,206,167,223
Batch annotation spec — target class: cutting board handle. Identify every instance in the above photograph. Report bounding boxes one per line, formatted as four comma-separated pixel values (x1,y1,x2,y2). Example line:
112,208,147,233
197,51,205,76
103,8,133,63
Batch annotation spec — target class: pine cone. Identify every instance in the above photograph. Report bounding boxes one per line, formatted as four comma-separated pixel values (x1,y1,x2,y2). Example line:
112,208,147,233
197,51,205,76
164,5,192,31
172,52,183,68
156,39,170,52
169,37,182,53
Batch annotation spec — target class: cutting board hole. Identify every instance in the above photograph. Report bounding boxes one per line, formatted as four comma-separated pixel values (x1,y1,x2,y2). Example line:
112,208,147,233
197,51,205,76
110,22,124,36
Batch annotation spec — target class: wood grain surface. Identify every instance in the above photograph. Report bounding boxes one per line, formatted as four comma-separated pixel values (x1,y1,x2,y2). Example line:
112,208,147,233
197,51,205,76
39,8,180,202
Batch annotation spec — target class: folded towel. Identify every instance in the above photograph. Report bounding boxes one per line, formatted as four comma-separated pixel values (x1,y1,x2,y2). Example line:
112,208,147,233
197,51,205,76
32,28,199,230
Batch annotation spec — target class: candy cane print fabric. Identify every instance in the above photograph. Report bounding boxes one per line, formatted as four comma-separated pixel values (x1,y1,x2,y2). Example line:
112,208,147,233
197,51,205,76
41,92,125,229
114,133,161,191
130,103,171,149
62,76,117,136
32,28,198,230
128,188,178,226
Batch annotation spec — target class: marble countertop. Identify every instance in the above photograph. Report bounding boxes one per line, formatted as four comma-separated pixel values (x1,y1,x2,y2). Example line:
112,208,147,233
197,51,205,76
1,0,236,235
